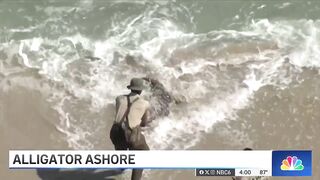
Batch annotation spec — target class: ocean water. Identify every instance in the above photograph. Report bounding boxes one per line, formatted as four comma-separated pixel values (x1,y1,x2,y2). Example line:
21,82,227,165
0,0,319,179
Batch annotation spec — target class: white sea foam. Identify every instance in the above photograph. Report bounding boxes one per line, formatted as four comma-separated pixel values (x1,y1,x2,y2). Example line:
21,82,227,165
1,1,320,151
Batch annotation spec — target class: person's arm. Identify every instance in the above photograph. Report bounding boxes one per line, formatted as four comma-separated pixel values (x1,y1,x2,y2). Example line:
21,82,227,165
140,108,151,127
115,96,121,120
115,97,120,111
141,109,150,127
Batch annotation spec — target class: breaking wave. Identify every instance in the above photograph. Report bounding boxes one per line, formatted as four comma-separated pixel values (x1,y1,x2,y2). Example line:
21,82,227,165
1,0,320,151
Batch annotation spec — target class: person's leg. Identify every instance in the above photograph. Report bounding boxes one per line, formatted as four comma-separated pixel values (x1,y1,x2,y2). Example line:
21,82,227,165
129,130,149,150
131,169,143,180
134,135,149,150
110,124,128,172
130,133,149,180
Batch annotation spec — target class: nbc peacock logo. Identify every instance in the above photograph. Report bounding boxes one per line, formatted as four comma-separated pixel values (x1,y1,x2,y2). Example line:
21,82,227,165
280,156,304,171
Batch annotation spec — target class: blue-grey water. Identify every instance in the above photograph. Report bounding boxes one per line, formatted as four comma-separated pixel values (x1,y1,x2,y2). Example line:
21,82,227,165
0,0,319,179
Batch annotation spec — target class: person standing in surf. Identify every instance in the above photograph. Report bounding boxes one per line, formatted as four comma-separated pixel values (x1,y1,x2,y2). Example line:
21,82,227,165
110,78,151,180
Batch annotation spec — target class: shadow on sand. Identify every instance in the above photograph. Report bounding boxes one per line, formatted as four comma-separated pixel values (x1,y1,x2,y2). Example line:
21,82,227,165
37,169,124,180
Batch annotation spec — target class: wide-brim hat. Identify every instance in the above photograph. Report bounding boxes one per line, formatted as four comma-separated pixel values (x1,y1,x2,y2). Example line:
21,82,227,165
127,78,145,91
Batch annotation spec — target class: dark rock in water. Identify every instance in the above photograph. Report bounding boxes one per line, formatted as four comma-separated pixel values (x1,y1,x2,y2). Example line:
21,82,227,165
0,49,8,60
84,56,101,61
125,54,140,66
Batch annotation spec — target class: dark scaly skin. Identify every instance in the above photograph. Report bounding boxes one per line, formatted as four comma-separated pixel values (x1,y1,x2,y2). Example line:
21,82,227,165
142,77,174,120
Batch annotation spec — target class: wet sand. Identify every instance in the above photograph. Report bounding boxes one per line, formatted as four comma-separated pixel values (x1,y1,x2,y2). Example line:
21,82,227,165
0,77,67,180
